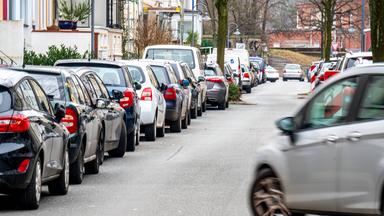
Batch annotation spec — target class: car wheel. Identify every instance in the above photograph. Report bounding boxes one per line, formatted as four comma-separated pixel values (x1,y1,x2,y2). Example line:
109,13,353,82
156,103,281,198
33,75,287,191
135,125,140,146
85,131,102,174
187,110,191,125
300,78,304,82
126,124,136,152
197,102,203,116
246,86,252,94
18,157,42,210
98,129,105,165
145,116,157,141
69,145,84,184
181,114,188,129
48,147,69,195
191,107,197,119
170,116,182,133
250,169,292,216
283,78,287,82
225,100,229,108
109,121,127,156
202,100,207,112
156,121,165,137
218,101,226,110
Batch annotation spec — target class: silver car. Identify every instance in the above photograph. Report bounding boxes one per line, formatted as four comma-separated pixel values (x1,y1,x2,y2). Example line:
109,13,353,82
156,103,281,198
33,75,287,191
250,64,384,216
283,64,304,81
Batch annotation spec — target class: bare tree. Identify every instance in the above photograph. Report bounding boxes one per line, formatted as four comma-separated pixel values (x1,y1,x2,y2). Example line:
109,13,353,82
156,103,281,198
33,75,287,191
369,0,384,62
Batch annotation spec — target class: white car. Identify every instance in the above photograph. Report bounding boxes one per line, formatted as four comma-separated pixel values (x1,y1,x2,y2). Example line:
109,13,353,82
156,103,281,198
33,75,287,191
338,52,373,73
265,65,279,82
241,64,252,93
250,64,384,216
119,60,166,141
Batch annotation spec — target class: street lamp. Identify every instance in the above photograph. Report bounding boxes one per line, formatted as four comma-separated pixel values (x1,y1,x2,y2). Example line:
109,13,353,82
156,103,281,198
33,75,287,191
191,0,210,47
227,23,240,48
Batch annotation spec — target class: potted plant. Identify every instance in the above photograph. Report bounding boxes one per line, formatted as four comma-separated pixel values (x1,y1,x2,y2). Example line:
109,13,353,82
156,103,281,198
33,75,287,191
58,0,91,30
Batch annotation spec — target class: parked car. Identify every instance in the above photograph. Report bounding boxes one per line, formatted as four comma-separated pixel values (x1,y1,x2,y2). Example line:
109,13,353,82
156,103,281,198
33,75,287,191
312,61,337,90
224,63,236,85
73,68,129,161
13,66,110,184
180,62,202,119
0,69,69,209
55,60,141,152
225,55,242,87
337,52,373,73
265,65,279,82
250,56,267,83
143,60,189,132
282,64,304,81
204,63,230,110
143,45,208,114
250,64,384,216
241,64,252,93
119,60,167,140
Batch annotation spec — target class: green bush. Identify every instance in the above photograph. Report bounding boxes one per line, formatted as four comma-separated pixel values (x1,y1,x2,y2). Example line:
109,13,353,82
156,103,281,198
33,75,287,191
228,83,241,101
24,45,84,66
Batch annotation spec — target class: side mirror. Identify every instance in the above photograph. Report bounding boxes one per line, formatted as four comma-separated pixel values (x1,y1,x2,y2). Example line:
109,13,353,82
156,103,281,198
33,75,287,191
96,99,107,109
198,76,205,82
233,73,239,78
276,117,295,134
160,83,168,91
225,74,231,79
182,79,190,87
134,82,142,90
54,105,66,123
112,89,124,100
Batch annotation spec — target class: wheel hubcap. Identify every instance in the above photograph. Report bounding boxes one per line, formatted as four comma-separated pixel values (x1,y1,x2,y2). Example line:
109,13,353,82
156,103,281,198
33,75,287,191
35,161,42,202
64,150,69,189
252,177,290,216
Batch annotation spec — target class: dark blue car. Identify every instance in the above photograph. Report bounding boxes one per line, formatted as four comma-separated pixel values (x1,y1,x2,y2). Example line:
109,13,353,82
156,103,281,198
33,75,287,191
55,60,141,152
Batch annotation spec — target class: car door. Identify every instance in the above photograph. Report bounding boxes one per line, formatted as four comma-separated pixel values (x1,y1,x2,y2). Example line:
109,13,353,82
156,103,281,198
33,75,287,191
284,76,360,212
337,75,384,215
147,66,166,126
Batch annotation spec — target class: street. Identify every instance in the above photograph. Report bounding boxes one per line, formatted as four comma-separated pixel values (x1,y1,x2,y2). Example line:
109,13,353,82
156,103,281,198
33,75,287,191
0,80,308,216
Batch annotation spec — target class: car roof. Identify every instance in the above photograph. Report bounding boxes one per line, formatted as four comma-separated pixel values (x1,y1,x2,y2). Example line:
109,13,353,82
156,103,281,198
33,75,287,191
136,59,172,67
118,60,152,68
55,59,127,67
145,44,199,51
345,52,372,58
0,68,30,88
11,65,73,77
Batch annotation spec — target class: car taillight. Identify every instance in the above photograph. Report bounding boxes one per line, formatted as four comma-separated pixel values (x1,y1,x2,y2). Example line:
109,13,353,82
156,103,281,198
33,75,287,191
310,65,316,71
164,87,177,100
319,74,325,81
206,77,223,83
17,159,30,173
243,72,250,78
61,107,78,134
0,114,30,133
120,89,135,108
141,87,153,101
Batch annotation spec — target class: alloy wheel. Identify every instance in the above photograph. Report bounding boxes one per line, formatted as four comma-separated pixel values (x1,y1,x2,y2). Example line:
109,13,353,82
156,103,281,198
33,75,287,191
35,160,42,203
64,149,69,190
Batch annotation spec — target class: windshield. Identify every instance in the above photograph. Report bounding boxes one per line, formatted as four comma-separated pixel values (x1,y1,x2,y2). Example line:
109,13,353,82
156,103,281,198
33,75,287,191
127,66,145,84
285,64,300,70
146,49,195,69
345,57,373,69
151,65,171,84
0,87,11,112
30,74,65,100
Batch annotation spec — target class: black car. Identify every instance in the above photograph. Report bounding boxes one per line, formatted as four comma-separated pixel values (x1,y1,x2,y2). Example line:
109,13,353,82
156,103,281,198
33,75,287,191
74,68,127,159
146,60,189,133
0,69,69,209
179,62,202,119
55,60,141,152
12,66,120,185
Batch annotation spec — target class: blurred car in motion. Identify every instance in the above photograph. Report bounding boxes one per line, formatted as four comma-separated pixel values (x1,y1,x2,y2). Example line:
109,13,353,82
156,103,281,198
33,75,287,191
250,64,384,216
55,60,141,152
120,60,167,140
241,64,252,93
265,65,279,82
204,63,229,110
0,69,69,209
282,64,304,82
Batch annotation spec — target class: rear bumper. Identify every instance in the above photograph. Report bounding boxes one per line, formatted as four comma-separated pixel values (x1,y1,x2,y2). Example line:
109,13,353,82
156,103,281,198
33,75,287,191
124,106,136,134
242,78,251,88
207,88,226,104
69,133,81,164
165,100,180,122
283,74,303,79
139,100,156,126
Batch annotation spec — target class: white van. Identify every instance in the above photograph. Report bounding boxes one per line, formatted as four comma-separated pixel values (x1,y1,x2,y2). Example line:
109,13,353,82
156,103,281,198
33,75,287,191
207,53,242,87
143,45,208,113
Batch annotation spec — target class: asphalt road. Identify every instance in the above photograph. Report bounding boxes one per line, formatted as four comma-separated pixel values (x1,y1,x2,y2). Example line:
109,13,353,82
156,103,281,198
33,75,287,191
1,79,309,216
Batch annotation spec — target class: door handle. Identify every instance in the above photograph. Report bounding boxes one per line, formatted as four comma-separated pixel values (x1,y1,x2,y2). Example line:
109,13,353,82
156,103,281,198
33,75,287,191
347,132,362,142
325,135,339,145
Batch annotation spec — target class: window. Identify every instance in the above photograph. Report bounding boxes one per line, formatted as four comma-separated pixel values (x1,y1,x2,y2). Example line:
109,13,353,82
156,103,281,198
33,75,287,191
71,75,86,105
107,0,121,28
167,65,179,84
303,77,358,129
66,78,81,104
31,74,65,100
88,75,104,99
81,75,98,104
358,76,384,120
19,80,39,110
145,49,196,69
29,80,53,115
93,75,110,99
0,87,12,112
147,67,159,89
151,65,171,85
128,66,145,84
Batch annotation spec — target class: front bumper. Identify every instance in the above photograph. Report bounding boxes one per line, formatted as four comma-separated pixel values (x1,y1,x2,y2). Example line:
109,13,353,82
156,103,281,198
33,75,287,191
139,100,156,126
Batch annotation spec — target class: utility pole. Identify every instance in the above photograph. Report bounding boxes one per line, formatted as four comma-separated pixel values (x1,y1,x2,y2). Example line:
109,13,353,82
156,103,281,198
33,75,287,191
91,0,95,58
191,0,195,47
361,0,365,51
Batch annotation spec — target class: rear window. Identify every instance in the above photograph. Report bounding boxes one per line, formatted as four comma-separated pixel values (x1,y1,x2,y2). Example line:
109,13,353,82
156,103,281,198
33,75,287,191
89,67,125,87
30,74,65,100
145,49,195,69
285,64,300,70
151,65,171,84
127,66,145,84
0,87,11,112
204,67,223,76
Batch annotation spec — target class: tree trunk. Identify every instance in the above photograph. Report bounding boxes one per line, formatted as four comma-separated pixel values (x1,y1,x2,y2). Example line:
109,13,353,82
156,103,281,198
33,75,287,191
215,0,228,70
261,0,270,43
322,0,333,61
369,0,384,62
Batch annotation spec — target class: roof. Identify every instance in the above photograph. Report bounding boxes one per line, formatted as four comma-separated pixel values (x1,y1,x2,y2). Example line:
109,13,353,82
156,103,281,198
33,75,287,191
144,44,199,51
345,52,372,58
0,68,30,88
55,59,128,68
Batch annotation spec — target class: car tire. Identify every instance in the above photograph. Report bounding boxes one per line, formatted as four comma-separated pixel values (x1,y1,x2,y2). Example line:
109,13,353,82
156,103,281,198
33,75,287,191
218,101,226,110
98,129,105,165
197,103,203,116
170,116,182,133
135,125,140,146
69,145,84,185
191,107,197,119
126,124,136,152
202,100,207,112
145,117,157,141
48,147,69,195
271,79,277,83
109,121,127,156
181,114,188,129
85,132,102,174
226,100,229,108
300,78,304,82
187,110,191,125
246,87,251,94
283,78,287,82
156,121,165,137
18,157,42,210
250,169,294,216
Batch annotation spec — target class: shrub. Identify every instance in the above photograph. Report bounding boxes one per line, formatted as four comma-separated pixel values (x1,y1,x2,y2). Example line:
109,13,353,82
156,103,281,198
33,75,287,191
228,83,241,101
24,45,84,66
